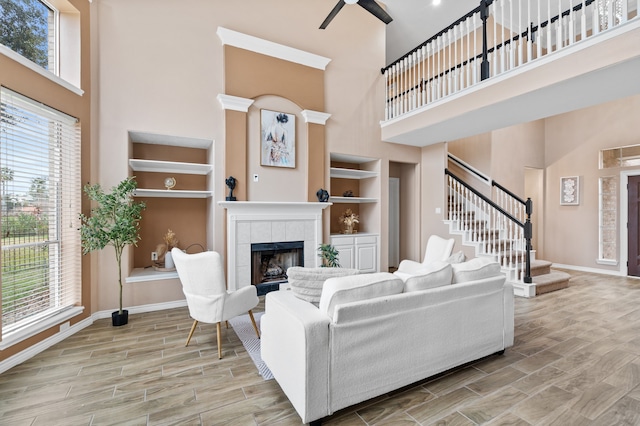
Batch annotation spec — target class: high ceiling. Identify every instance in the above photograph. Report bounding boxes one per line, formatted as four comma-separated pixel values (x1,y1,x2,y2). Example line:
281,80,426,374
383,0,483,64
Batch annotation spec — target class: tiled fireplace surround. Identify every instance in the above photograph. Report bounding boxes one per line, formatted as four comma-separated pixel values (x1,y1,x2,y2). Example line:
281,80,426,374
219,201,331,291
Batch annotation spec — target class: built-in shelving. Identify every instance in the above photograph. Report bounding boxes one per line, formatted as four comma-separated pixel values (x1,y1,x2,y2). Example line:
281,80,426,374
329,153,380,236
329,196,377,203
129,159,212,175
133,189,212,198
329,167,378,180
127,131,213,283
126,267,178,283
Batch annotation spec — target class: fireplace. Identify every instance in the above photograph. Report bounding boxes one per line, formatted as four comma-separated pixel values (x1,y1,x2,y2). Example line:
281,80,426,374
251,241,304,296
219,201,331,291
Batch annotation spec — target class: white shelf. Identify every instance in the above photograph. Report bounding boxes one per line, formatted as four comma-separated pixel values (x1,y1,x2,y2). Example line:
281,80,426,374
129,131,213,149
329,196,378,203
134,189,212,198
126,267,179,283
129,159,212,175
330,167,378,180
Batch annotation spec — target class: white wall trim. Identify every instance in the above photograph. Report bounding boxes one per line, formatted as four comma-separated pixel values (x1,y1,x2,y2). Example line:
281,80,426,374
552,263,626,277
0,300,188,374
216,27,331,70
217,94,254,112
301,110,331,125
0,44,83,96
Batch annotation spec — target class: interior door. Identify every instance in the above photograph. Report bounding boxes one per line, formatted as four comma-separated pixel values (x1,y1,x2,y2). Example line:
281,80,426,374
628,175,640,276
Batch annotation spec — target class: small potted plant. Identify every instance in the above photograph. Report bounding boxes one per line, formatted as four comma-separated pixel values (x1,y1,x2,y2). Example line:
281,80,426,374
318,243,340,268
79,177,145,326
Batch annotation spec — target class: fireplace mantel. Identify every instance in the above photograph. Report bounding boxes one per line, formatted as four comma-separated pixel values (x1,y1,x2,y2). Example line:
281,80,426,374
219,201,332,290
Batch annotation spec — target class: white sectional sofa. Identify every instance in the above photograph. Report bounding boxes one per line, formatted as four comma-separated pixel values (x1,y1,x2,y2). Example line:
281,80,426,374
261,258,514,425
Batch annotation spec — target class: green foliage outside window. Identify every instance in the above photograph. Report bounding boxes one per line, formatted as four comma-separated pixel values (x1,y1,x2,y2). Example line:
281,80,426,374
0,0,50,68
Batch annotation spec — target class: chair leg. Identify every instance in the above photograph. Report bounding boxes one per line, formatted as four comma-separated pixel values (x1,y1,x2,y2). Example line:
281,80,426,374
185,320,198,347
248,310,260,338
217,322,223,359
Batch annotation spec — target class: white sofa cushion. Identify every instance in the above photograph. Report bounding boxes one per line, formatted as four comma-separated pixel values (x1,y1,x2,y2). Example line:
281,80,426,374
446,250,466,264
287,267,359,303
451,257,502,283
394,261,452,292
319,272,404,320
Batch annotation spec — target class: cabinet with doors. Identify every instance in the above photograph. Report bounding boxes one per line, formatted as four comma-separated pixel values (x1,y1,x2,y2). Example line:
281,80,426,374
330,233,378,273
126,131,213,283
329,153,380,272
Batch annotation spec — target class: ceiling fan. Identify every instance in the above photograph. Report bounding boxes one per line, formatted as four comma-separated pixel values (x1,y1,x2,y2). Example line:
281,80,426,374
319,0,393,29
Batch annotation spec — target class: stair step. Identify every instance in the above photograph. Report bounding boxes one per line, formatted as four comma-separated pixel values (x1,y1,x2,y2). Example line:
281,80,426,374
533,271,571,295
530,259,552,276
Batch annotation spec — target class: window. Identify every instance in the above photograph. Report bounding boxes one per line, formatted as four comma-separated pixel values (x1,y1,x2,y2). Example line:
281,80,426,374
598,176,617,265
600,144,640,169
0,86,81,347
0,0,57,72
0,0,81,91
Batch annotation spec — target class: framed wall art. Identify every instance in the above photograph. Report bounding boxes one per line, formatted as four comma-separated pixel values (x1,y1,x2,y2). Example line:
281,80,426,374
261,109,295,168
560,176,579,205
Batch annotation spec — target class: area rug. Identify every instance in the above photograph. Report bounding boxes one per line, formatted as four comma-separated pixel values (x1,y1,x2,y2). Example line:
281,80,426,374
229,312,273,380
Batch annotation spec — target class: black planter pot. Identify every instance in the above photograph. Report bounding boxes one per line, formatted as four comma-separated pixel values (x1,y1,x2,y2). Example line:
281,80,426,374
111,309,129,327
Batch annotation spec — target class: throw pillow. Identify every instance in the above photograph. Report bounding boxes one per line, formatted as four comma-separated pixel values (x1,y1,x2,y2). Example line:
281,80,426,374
446,250,466,264
451,257,502,283
394,261,452,292
287,267,359,303
319,272,404,320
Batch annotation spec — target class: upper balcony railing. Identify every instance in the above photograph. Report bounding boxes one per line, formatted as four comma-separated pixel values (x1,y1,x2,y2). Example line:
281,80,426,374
382,0,639,121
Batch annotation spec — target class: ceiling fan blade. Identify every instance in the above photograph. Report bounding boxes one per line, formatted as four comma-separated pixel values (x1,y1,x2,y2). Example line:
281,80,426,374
357,0,393,25
320,0,347,29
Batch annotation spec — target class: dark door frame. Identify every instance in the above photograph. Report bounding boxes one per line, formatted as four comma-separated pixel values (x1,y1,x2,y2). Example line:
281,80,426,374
620,171,640,276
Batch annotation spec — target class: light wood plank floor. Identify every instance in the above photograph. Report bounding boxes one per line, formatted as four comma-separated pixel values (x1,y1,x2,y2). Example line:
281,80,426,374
2,270,640,425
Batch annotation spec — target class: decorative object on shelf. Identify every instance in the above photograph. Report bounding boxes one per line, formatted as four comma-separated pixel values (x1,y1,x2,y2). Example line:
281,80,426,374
225,176,237,201
79,177,145,327
342,189,354,197
261,109,295,168
339,208,359,234
164,176,176,190
316,188,329,202
318,243,340,267
560,176,579,205
155,229,179,270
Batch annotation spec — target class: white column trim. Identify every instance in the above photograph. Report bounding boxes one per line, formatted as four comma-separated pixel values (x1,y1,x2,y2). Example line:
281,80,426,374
301,110,331,125
217,27,331,71
217,94,254,112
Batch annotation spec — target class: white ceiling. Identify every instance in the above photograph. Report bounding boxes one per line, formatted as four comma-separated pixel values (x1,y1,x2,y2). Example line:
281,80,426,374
383,0,480,64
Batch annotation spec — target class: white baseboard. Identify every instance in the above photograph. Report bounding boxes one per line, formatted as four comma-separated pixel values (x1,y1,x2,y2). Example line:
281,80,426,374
92,299,188,319
0,299,188,375
551,263,626,277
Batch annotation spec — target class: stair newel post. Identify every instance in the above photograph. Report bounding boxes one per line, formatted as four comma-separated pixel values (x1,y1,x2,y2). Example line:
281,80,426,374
480,0,491,80
524,197,533,283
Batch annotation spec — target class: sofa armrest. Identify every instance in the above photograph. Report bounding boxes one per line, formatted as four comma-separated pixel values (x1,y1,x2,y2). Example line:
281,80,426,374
261,290,331,423
397,259,426,274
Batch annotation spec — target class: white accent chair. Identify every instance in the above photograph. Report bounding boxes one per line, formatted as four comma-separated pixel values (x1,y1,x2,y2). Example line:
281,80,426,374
171,248,260,359
397,235,455,274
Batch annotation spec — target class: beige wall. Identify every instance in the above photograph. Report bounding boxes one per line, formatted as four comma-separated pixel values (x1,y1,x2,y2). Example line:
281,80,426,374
544,93,640,271
93,0,422,311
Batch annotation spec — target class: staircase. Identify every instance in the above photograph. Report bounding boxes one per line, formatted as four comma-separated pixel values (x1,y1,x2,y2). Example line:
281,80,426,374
445,169,570,298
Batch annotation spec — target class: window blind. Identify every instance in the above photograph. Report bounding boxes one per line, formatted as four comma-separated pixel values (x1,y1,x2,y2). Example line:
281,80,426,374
0,87,81,340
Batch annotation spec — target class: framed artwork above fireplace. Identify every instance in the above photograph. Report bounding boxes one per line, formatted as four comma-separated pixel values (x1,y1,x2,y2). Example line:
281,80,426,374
261,109,295,168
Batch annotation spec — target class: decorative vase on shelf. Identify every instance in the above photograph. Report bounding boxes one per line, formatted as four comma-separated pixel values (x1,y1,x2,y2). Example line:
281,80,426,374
344,224,354,234
164,251,174,269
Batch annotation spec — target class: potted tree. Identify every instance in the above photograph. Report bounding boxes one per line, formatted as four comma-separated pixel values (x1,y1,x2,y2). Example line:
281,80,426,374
79,177,145,326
